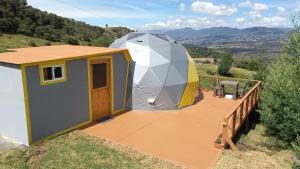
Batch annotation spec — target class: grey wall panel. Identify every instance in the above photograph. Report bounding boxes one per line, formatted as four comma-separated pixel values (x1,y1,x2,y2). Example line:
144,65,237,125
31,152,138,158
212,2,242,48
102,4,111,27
112,53,128,111
0,63,29,145
26,59,90,141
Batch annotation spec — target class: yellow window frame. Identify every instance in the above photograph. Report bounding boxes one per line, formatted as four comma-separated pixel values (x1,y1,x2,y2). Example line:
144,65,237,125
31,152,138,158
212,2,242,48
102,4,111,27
39,61,67,86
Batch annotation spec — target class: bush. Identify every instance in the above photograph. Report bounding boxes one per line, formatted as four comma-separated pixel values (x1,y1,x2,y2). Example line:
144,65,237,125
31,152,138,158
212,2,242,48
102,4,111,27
259,20,300,144
28,41,37,47
66,37,80,45
44,41,51,46
217,52,233,75
293,136,300,160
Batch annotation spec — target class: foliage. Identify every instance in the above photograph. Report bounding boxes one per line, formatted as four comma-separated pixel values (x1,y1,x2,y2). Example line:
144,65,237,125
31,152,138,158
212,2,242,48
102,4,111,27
185,45,221,61
0,34,62,49
259,20,300,144
27,40,37,47
217,52,233,75
0,0,131,46
292,136,300,160
215,124,296,169
66,37,79,45
197,64,255,79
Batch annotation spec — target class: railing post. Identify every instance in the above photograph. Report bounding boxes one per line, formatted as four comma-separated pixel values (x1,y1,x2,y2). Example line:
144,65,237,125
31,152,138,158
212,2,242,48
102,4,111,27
221,118,228,150
232,110,237,136
254,88,258,104
239,103,244,123
245,96,249,114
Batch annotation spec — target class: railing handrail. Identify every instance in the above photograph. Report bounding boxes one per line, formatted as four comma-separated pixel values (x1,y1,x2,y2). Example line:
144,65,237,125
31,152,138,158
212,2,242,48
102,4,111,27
226,81,261,120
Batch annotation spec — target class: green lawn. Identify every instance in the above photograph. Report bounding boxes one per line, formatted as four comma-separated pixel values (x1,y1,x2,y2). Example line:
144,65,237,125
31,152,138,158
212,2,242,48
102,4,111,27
0,131,182,169
197,64,255,79
197,64,257,91
214,124,297,169
0,34,62,50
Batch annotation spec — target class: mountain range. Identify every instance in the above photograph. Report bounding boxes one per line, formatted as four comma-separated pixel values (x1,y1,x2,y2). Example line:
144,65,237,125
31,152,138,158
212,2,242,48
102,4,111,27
158,27,292,57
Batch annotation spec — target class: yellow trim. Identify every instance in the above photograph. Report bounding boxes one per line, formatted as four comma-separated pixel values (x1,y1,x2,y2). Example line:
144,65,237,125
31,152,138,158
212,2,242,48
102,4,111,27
179,52,199,108
122,61,130,111
32,120,91,144
87,59,93,122
123,50,133,62
21,50,130,66
110,57,115,114
87,56,115,117
39,60,67,86
21,65,32,144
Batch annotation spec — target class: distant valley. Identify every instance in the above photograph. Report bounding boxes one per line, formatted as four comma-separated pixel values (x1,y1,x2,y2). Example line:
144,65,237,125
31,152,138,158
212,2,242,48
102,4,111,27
160,27,292,57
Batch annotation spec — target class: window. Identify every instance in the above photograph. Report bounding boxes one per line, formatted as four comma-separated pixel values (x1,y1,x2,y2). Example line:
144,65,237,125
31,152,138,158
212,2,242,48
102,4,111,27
40,63,66,85
92,63,107,89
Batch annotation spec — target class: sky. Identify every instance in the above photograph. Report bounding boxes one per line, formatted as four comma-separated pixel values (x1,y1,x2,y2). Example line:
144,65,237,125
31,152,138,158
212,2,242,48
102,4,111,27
27,0,300,30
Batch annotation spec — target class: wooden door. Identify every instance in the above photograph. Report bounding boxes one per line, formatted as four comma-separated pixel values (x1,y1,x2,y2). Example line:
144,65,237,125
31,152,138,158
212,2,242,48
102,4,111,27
90,59,111,122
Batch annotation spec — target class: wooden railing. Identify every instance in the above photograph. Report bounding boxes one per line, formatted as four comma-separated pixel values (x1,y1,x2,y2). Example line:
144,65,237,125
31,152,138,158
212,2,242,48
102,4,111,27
220,80,262,150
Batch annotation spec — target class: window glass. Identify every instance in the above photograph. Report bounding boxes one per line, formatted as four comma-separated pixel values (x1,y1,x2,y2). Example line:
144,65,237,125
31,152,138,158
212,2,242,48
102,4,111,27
43,67,53,81
54,66,63,78
42,65,64,82
92,63,107,89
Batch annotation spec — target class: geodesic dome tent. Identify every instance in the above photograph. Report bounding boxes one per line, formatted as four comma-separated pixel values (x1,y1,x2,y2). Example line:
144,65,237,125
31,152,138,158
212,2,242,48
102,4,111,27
110,32,199,110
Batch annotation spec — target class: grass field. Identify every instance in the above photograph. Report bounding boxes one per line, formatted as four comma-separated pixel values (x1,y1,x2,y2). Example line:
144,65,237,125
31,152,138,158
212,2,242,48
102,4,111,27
0,131,182,169
0,34,62,51
197,63,255,79
214,124,297,169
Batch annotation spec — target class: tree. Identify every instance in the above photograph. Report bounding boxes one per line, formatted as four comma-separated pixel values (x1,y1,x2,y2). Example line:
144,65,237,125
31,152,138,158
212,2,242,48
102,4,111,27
217,52,233,75
259,18,300,145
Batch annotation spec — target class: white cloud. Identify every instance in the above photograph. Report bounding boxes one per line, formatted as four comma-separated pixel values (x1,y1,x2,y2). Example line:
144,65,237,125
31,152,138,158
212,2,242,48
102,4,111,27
235,16,287,27
191,1,237,16
248,10,263,18
27,0,155,19
296,5,300,12
239,0,268,18
140,17,227,30
252,3,268,11
179,2,185,11
277,6,286,16
239,0,252,8
236,17,245,23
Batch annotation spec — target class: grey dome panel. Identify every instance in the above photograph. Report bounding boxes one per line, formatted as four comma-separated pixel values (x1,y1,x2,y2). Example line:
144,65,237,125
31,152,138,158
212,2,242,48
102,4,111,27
110,32,195,110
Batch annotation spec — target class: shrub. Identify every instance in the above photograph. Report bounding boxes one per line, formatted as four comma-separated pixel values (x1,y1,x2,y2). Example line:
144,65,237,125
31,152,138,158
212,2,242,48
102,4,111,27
44,41,51,46
66,37,80,45
259,20,300,144
28,41,37,47
293,136,300,160
217,52,233,75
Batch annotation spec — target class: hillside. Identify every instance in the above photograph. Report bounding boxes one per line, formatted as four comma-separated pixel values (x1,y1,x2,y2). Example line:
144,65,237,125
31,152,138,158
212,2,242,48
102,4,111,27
0,0,131,47
163,27,291,57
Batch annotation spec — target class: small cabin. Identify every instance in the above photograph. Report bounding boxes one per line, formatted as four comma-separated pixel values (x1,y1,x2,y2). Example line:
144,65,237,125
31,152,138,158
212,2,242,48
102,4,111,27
0,45,132,145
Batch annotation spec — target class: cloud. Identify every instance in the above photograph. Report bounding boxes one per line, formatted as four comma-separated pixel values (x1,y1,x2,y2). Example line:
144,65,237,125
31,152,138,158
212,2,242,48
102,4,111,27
248,10,263,18
236,17,245,23
235,16,287,27
239,0,268,18
239,0,252,8
27,0,155,19
252,3,268,11
179,2,185,12
140,17,227,30
277,6,287,16
191,1,237,16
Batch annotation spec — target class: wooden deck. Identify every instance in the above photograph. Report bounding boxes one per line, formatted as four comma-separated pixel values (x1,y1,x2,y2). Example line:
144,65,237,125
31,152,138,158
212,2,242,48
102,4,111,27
84,90,247,169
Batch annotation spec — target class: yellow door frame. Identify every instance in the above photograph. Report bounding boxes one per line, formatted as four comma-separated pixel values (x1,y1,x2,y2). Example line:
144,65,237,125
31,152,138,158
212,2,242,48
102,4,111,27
87,56,114,121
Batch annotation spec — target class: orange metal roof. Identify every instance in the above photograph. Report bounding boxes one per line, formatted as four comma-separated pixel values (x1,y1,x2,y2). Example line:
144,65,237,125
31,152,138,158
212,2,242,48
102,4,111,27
0,45,125,64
